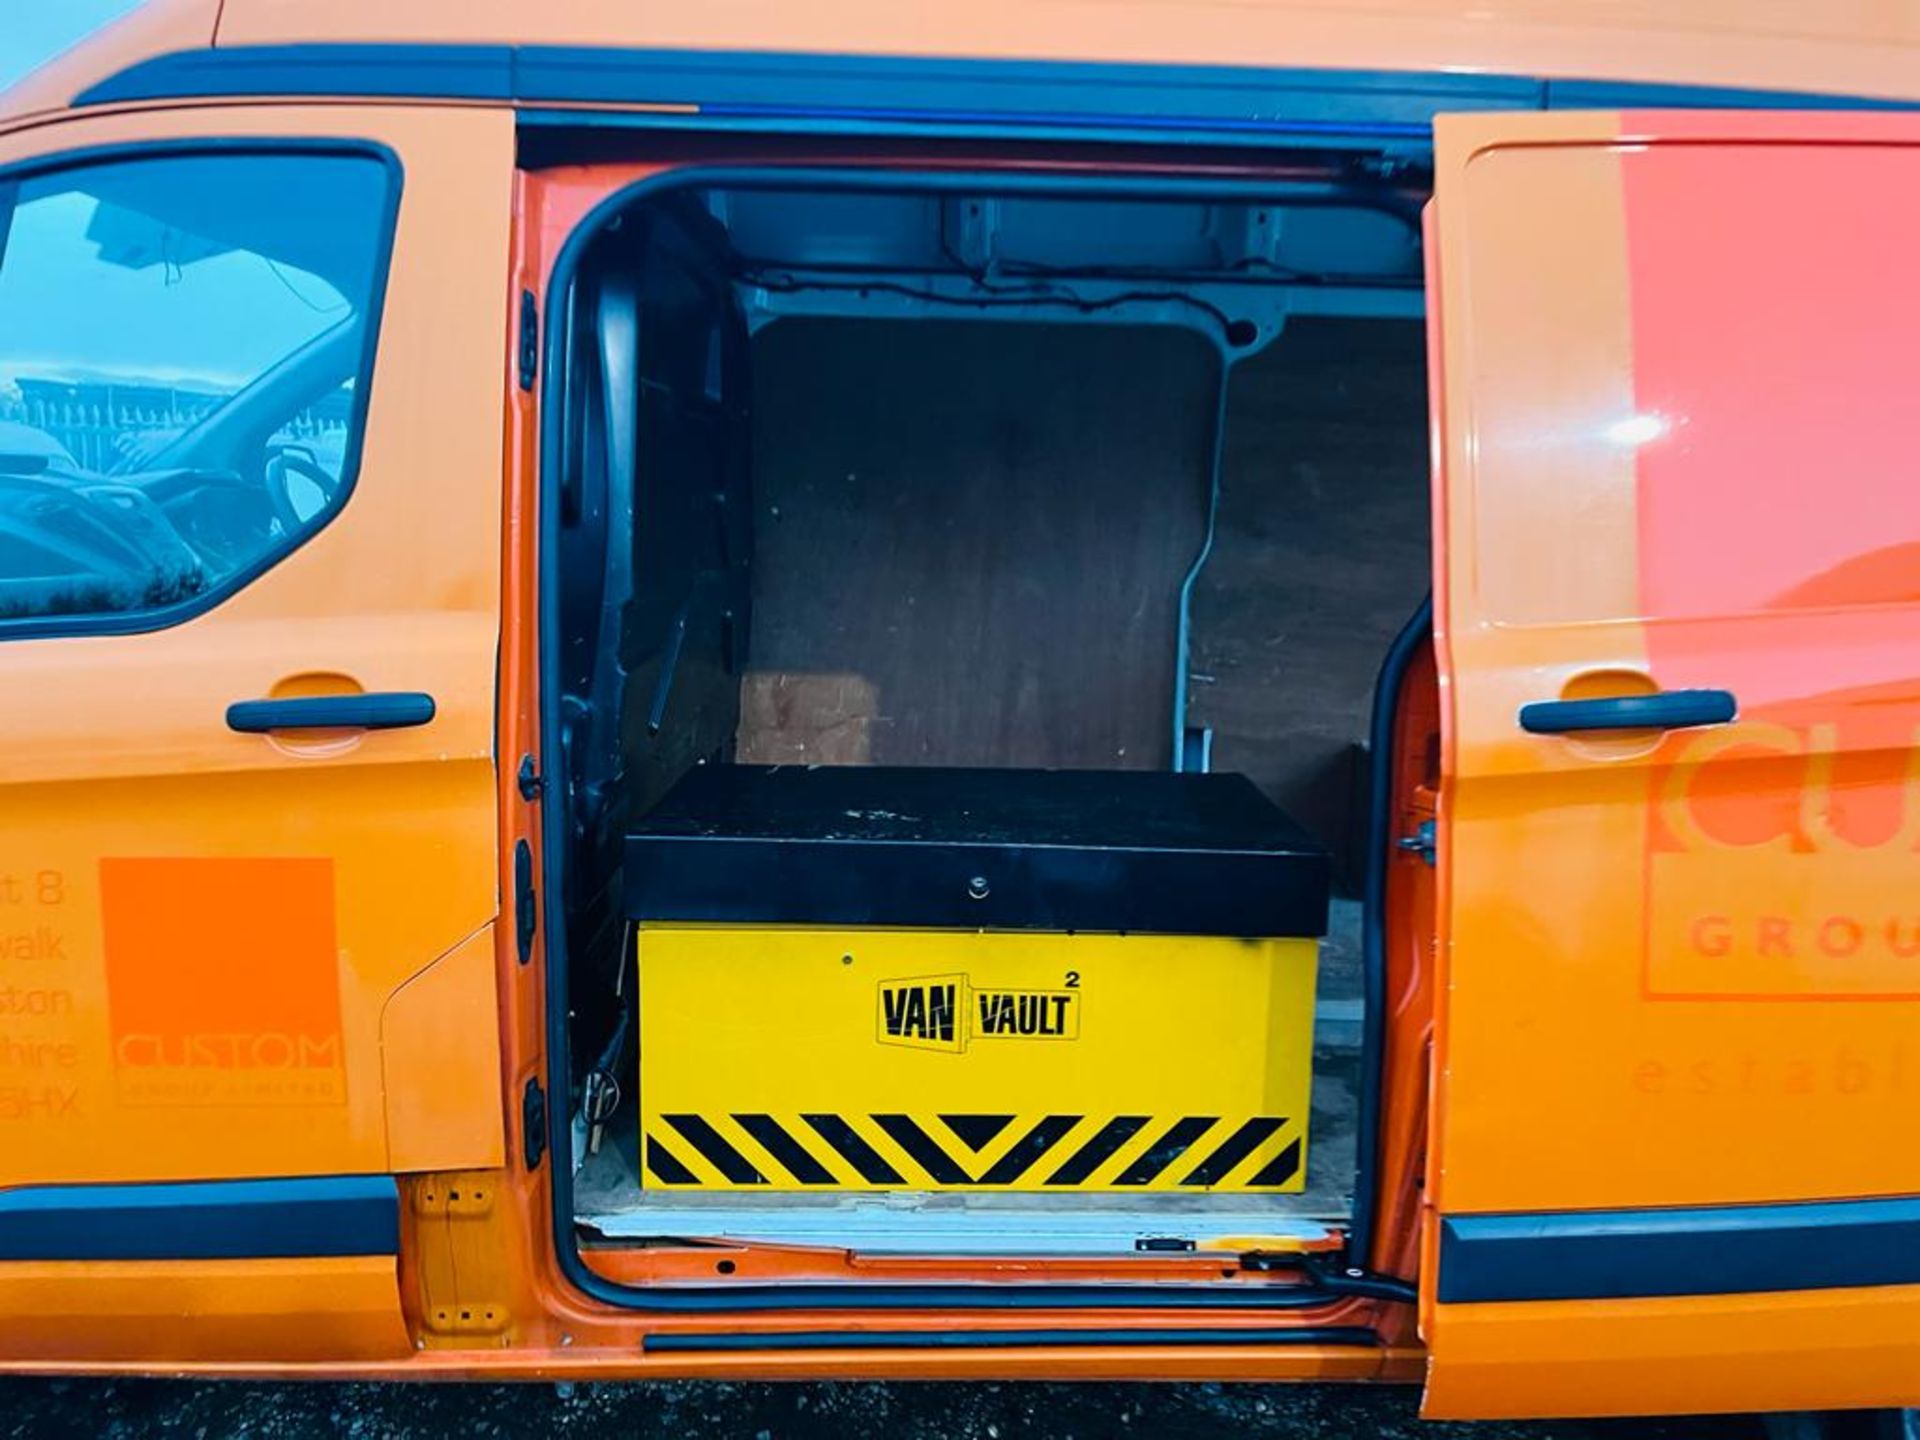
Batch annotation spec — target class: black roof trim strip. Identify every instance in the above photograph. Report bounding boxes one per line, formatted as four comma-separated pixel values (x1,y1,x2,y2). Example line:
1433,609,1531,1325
74,44,1916,142
81,43,517,103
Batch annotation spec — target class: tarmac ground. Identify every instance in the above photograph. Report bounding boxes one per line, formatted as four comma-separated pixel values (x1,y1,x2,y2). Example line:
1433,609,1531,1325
0,1377,1775,1440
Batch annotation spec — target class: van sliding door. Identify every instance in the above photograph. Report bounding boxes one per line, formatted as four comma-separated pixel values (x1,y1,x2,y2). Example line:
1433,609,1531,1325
1424,110,1920,1419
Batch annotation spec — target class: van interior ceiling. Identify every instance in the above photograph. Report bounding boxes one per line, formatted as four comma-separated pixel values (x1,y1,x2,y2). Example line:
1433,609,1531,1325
548,167,1434,1261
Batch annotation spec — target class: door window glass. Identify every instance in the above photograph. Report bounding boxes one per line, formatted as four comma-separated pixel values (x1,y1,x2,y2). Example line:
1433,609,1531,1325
0,149,392,627
1461,141,1920,626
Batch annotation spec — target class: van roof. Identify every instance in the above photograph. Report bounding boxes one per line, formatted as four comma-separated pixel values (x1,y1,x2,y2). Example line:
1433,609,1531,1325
8,0,1920,133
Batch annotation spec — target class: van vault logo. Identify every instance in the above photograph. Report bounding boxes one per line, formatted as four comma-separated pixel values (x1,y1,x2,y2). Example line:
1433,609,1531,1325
877,974,1080,1052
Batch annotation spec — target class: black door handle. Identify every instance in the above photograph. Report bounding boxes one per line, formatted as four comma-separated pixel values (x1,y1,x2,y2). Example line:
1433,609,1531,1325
226,692,437,733
1518,688,1737,735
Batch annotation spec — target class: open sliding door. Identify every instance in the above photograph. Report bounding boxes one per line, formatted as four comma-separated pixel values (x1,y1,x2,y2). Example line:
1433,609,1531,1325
1424,110,1920,1418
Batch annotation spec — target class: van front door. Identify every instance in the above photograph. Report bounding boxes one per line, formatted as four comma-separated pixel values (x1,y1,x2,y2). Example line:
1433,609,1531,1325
0,103,511,1355
1424,110,1920,1418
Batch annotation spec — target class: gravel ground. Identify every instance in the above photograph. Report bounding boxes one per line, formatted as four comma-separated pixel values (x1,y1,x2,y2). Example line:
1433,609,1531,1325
0,1379,1768,1440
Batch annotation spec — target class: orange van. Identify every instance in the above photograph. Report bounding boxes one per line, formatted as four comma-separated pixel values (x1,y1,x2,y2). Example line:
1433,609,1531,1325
3,2,1919,1428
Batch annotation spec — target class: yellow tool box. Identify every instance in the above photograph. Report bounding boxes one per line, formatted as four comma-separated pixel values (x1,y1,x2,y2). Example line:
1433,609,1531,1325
625,766,1328,1195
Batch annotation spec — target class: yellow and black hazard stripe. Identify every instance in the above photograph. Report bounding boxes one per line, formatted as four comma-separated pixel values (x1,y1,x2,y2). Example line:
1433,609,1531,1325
640,1112,1305,1193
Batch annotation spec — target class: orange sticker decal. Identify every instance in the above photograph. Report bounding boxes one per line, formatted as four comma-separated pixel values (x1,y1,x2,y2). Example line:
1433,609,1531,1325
99,858,347,1106
1644,723,1920,1000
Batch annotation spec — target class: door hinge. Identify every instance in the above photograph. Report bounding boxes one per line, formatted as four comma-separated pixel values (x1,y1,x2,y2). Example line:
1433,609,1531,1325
522,1077,548,1171
514,838,537,965
408,1174,513,1344
517,288,538,391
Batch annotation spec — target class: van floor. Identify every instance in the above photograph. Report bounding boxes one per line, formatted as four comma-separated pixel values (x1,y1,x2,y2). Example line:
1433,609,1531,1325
573,901,1361,1253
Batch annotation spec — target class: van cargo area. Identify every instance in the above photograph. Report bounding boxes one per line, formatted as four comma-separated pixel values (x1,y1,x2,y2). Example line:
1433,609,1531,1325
547,170,1432,1261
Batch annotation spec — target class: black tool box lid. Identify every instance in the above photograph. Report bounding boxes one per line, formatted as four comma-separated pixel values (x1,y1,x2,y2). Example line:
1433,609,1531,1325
623,765,1330,937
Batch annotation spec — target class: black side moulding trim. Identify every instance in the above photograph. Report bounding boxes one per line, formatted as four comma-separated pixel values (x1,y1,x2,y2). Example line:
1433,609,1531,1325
226,691,436,732
0,1175,398,1261
1438,1195,1920,1304
645,1325,1382,1354
534,165,1426,1318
